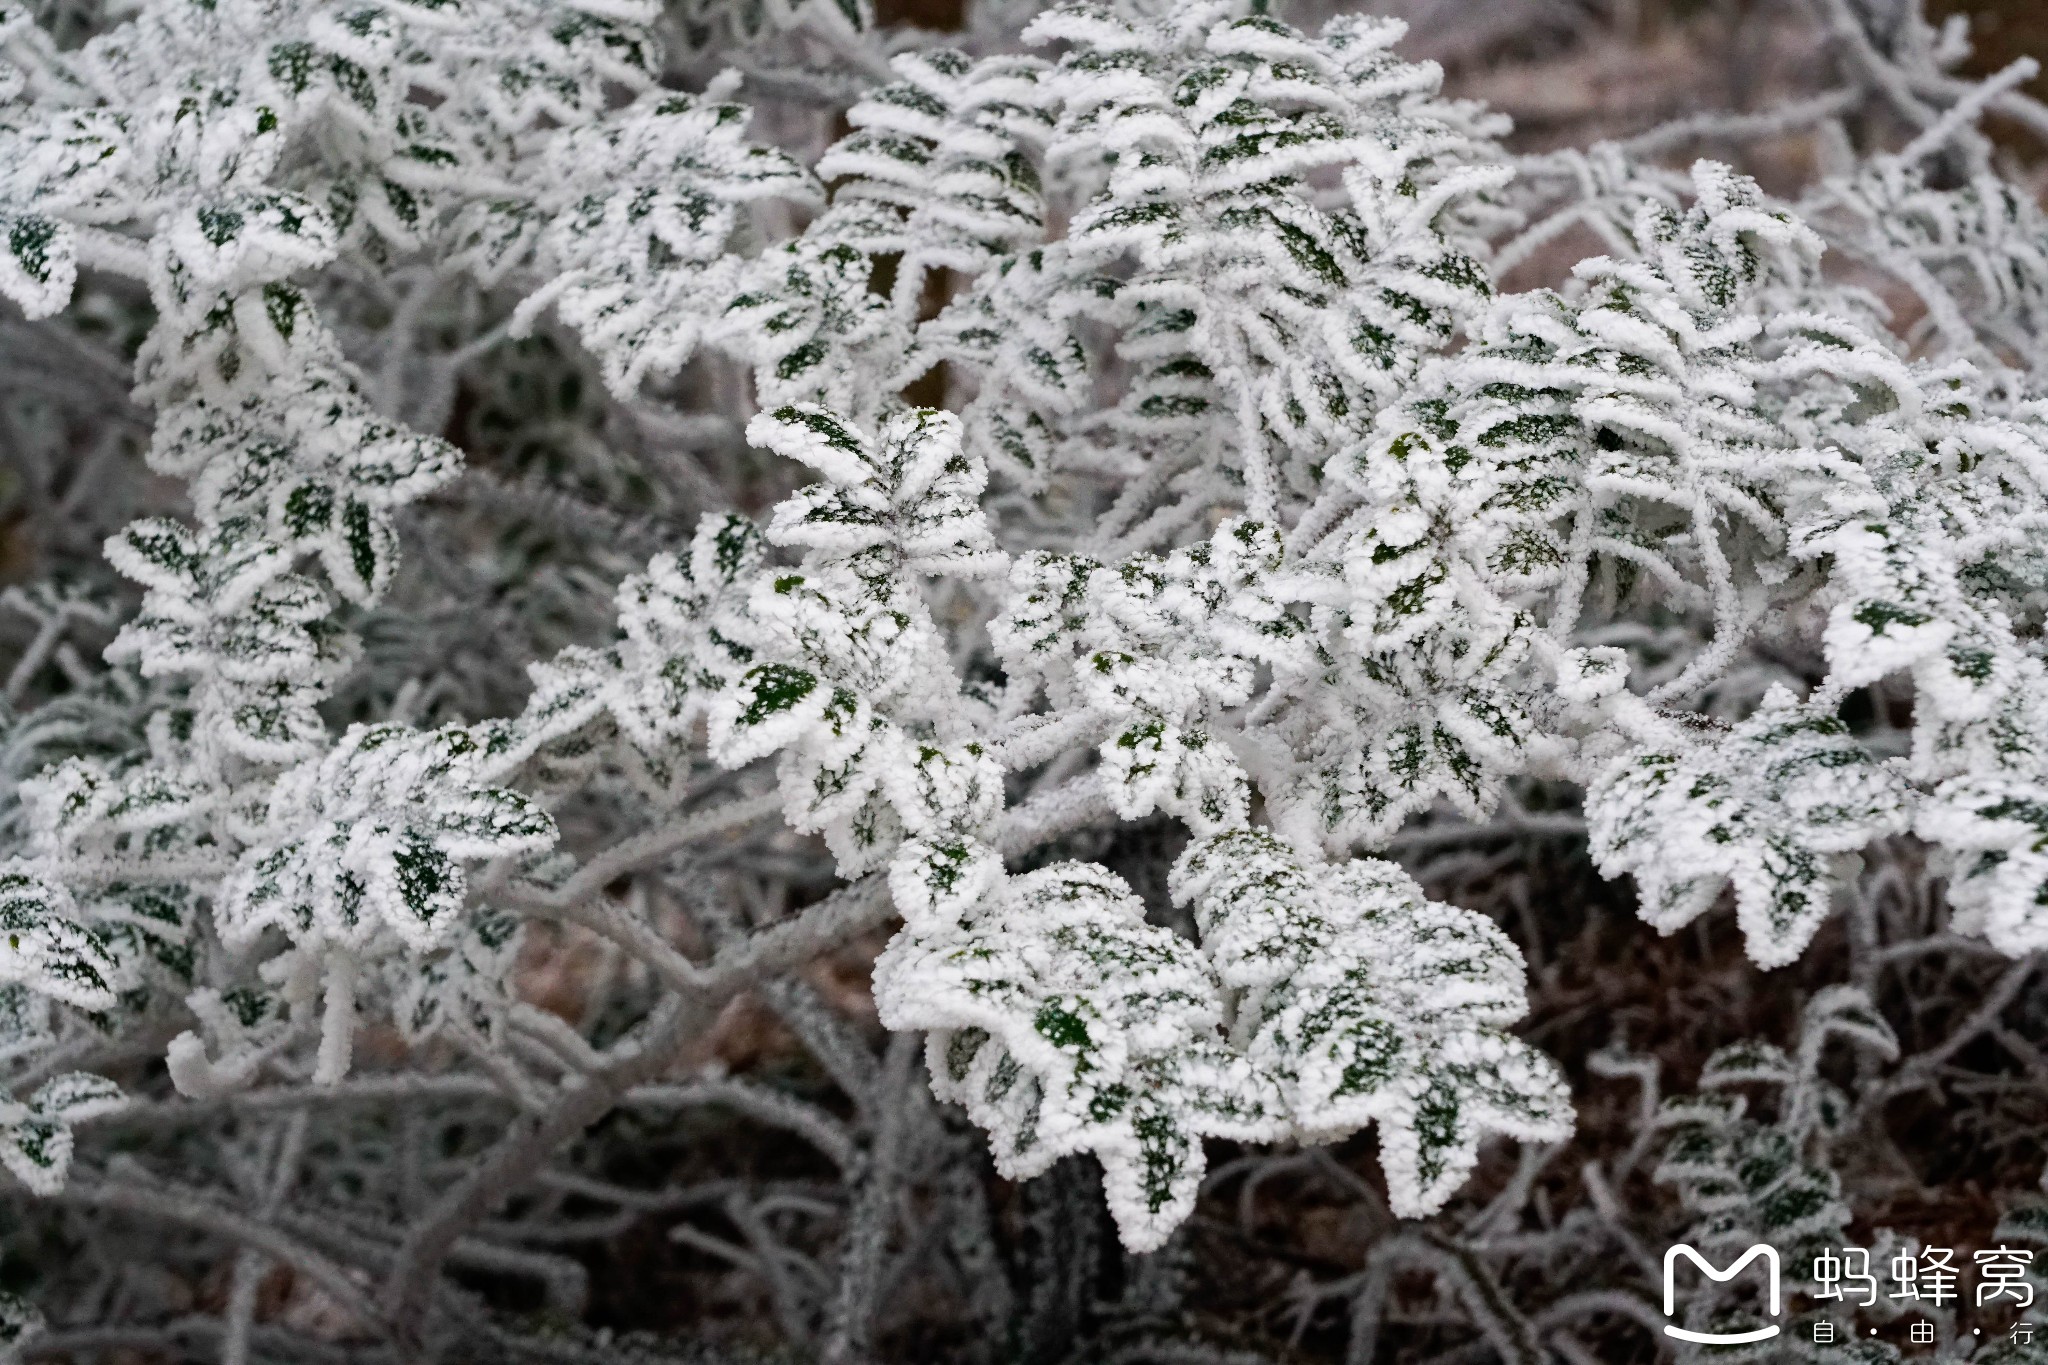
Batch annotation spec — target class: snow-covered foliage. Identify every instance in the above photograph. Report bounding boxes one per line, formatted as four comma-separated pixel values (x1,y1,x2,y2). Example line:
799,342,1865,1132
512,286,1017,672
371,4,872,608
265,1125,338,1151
6,0,2048,1355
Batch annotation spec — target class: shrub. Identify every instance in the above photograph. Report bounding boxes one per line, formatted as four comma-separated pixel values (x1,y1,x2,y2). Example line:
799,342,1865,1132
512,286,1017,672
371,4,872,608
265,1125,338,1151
4,0,2048,1359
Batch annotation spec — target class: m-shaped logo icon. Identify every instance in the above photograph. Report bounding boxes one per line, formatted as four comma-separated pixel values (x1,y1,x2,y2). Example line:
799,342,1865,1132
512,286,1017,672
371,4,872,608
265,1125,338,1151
1663,1244,1782,1344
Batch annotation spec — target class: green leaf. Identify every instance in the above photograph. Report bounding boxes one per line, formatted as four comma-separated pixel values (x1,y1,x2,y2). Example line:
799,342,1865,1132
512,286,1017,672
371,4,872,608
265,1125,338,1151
0,212,76,319
221,723,557,961
1589,688,1912,968
876,860,1283,1252
0,1071,123,1196
1171,831,1572,1217
0,863,127,1012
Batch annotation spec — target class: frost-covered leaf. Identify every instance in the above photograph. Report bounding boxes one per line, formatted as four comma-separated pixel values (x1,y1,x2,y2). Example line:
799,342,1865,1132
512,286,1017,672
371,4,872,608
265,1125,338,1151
0,1071,124,1195
816,48,1049,309
1655,1095,1850,1258
930,2,1507,496
502,511,768,788
1699,1040,1797,1090
524,88,817,396
715,203,923,421
389,908,523,1045
671,405,1005,875
1785,361,2048,726
992,518,1308,837
0,861,127,1011
0,211,76,319
1588,688,1912,967
1170,829,1571,1217
86,882,200,988
1917,768,2048,955
1653,991,1895,1265
158,364,463,607
221,723,556,955
752,404,1002,580
1284,607,1544,852
162,190,338,291
876,859,1281,1252
103,516,353,764
0,107,132,318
